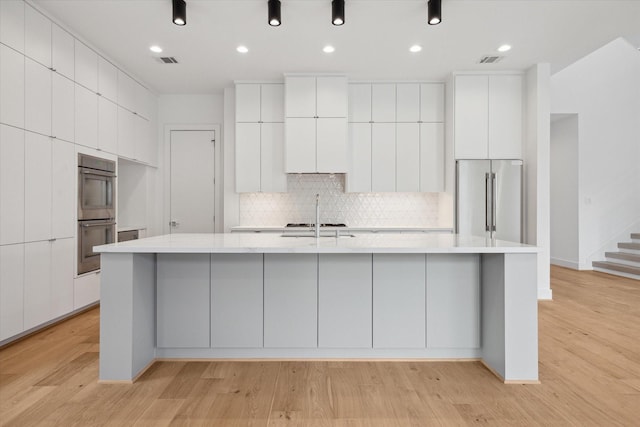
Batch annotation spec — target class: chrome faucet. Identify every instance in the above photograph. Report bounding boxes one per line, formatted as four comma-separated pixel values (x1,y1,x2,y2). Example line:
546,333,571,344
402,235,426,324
315,194,320,238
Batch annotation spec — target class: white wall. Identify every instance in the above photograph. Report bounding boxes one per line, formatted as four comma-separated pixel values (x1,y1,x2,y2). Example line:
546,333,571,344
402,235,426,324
156,94,224,233
524,64,552,299
550,114,579,268
551,37,640,269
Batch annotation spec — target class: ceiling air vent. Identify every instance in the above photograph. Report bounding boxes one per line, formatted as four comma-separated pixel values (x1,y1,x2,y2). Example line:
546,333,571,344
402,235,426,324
156,56,179,64
479,55,504,64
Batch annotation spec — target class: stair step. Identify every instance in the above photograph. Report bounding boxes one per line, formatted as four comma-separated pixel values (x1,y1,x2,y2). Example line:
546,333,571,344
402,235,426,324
592,261,640,278
618,242,640,253
631,233,640,240
605,252,640,267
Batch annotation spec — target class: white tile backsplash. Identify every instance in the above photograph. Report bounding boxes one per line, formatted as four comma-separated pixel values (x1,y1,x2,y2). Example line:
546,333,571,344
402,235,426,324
239,174,441,227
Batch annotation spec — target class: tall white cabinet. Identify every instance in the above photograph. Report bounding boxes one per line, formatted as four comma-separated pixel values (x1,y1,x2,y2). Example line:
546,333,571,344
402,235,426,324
348,82,445,193
235,83,287,193
0,0,159,344
285,75,348,173
453,73,523,159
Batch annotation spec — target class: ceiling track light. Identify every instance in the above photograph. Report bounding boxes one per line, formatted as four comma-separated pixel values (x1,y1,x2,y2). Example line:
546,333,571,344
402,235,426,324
173,0,186,26
332,0,345,26
427,0,442,25
268,0,281,26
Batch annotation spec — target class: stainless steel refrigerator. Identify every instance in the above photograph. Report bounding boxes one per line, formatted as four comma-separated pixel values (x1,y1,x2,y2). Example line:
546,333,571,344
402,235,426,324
456,159,523,242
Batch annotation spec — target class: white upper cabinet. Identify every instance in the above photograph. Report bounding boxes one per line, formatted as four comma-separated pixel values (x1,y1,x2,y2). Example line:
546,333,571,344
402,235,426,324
420,123,445,192
454,75,489,159
134,82,151,119
260,84,284,122
75,40,98,92
0,44,25,128
25,58,51,137
235,83,286,192
348,84,372,123
371,84,396,122
135,115,153,164
371,123,396,192
98,97,118,154
285,76,317,117
98,57,118,102
396,84,420,123
396,123,420,192
235,84,261,122
285,76,348,173
0,0,25,53
75,83,98,149
117,106,136,159
24,4,51,68
454,74,523,159
420,83,445,122
117,71,136,112
347,123,372,193
52,72,75,142
0,125,25,245
51,139,75,239
316,77,347,118
51,25,74,80
488,75,523,158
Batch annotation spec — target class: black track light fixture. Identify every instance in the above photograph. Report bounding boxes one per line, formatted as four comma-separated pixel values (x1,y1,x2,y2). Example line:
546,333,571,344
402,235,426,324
173,0,186,26
268,0,281,26
332,0,345,26
427,0,442,25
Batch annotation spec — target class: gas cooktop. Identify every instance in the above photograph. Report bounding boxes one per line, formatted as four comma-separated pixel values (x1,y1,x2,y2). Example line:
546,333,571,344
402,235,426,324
285,223,347,228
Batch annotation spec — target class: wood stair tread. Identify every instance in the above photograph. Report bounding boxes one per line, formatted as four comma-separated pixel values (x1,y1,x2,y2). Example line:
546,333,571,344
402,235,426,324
605,252,640,263
631,233,640,240
592,261,640,276
618,242,640,250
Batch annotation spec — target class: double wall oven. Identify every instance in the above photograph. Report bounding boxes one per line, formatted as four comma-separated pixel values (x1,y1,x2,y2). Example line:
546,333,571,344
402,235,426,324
77,154,116,275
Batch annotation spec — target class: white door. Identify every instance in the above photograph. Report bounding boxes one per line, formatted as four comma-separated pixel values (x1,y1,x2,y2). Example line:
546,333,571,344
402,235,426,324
170,130,216,233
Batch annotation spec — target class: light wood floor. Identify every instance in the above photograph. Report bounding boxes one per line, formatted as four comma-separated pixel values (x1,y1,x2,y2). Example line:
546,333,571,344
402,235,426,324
1,266,639,426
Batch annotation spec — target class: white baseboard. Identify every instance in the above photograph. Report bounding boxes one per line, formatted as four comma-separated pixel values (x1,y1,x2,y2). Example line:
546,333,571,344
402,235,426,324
550,257,579,270
538,288,553,300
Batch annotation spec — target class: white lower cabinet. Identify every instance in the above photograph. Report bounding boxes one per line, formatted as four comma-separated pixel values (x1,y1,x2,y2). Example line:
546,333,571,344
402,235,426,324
50,238,74,318
157,254,210,348
0,125,25,245
264,254,317,348
373,254,426,348
73,271,100,310
51,139,75,239
318,254,372,348
24,241,51,330
210,254,263,348
23,238,75,331
0,244,24,341
426,254,480,348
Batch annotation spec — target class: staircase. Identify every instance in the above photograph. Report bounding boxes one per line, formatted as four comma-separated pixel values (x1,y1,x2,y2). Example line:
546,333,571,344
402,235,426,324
592,233,640,280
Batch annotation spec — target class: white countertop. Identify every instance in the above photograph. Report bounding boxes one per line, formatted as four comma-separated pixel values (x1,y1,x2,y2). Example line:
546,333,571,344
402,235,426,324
95,233,538,254
231,226,454,233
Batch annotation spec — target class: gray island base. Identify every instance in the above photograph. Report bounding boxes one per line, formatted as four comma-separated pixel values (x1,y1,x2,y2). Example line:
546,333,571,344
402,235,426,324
95,233,539,384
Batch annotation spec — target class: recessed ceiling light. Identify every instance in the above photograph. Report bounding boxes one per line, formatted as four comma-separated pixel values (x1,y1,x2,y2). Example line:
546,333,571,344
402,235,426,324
323,45,335,53
409,45,422,53
237,45,249,53
497,44,512,53
149,45,163,53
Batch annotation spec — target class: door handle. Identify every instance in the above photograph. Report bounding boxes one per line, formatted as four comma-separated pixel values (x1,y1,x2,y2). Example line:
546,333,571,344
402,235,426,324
485,173,491,232
491,172,497,233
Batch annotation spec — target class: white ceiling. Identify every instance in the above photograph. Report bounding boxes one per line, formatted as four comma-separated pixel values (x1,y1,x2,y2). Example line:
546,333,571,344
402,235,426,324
32,0,640,94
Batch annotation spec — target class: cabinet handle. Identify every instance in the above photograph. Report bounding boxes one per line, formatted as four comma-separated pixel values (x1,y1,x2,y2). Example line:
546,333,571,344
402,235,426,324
49,67,56,72
48,238,57,242
50,135,57,139
96,92,102,96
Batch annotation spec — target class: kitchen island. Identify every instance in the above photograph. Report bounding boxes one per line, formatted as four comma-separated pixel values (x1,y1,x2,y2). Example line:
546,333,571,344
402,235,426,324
94,233,539,384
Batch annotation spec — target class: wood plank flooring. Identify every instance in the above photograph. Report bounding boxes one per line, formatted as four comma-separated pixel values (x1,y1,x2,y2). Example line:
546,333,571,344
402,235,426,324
1,266,639,426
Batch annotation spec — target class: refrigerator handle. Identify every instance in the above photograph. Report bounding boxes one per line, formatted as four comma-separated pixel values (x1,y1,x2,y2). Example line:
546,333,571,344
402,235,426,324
485,173,491,232
492,172,497,232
